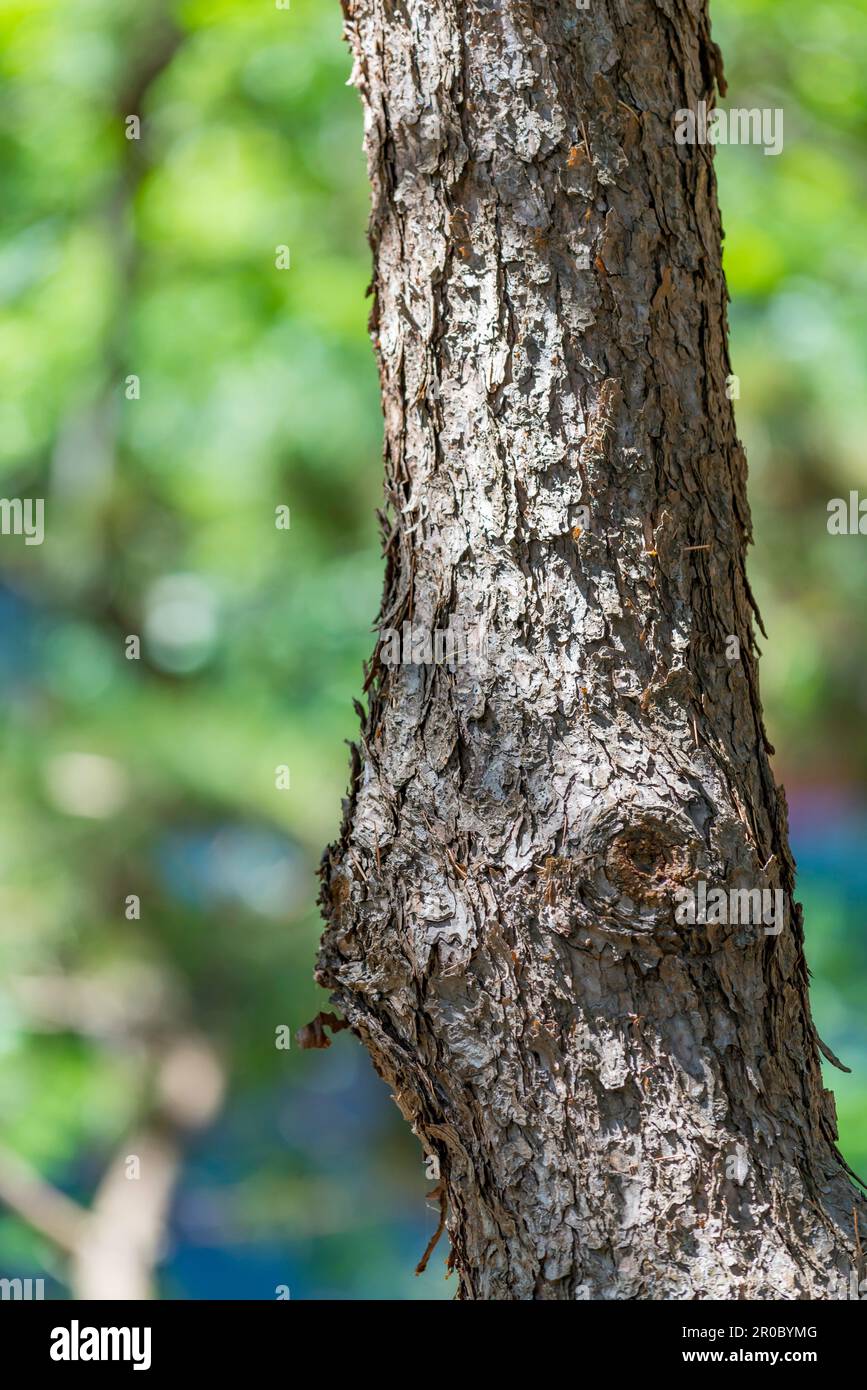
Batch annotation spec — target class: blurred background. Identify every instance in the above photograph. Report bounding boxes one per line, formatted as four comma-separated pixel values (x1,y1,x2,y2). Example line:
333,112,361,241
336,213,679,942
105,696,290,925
0,0,864,1299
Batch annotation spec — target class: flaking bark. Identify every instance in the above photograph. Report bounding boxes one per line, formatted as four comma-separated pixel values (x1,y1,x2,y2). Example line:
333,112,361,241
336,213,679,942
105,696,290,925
316,0,867,1299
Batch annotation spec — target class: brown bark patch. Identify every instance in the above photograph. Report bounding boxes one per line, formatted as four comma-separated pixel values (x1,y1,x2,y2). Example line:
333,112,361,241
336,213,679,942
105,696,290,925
607,823,692,905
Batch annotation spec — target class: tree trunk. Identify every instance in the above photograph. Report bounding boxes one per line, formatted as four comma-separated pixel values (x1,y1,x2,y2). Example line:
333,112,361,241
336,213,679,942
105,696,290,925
316,0,866,1299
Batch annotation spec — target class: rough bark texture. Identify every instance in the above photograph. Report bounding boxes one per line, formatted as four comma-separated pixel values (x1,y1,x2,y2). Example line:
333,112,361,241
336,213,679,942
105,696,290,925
316,0,867,1299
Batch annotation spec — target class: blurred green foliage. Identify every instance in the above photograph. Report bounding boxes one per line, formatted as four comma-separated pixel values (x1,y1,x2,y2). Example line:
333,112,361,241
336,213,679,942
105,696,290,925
715,0,867,770
0,0,864,1297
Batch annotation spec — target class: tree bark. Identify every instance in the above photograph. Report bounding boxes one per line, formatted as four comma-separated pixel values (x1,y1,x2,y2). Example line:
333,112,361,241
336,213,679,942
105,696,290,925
316,0,866,1299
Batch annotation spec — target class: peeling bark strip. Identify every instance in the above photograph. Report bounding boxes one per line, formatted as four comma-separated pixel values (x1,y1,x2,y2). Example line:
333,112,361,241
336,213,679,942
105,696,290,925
316,0,866,1298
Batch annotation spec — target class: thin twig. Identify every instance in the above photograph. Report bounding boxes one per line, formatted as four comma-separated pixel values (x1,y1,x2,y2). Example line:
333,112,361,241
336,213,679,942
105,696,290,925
415,1184,447,1276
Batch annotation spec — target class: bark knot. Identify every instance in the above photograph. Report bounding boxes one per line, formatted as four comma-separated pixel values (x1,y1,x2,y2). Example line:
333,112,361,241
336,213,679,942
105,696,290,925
607,822,692,906
568,798,705,937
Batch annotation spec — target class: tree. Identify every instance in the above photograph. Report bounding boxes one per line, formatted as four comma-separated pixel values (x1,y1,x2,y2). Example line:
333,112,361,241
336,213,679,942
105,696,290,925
315,0,866,1299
